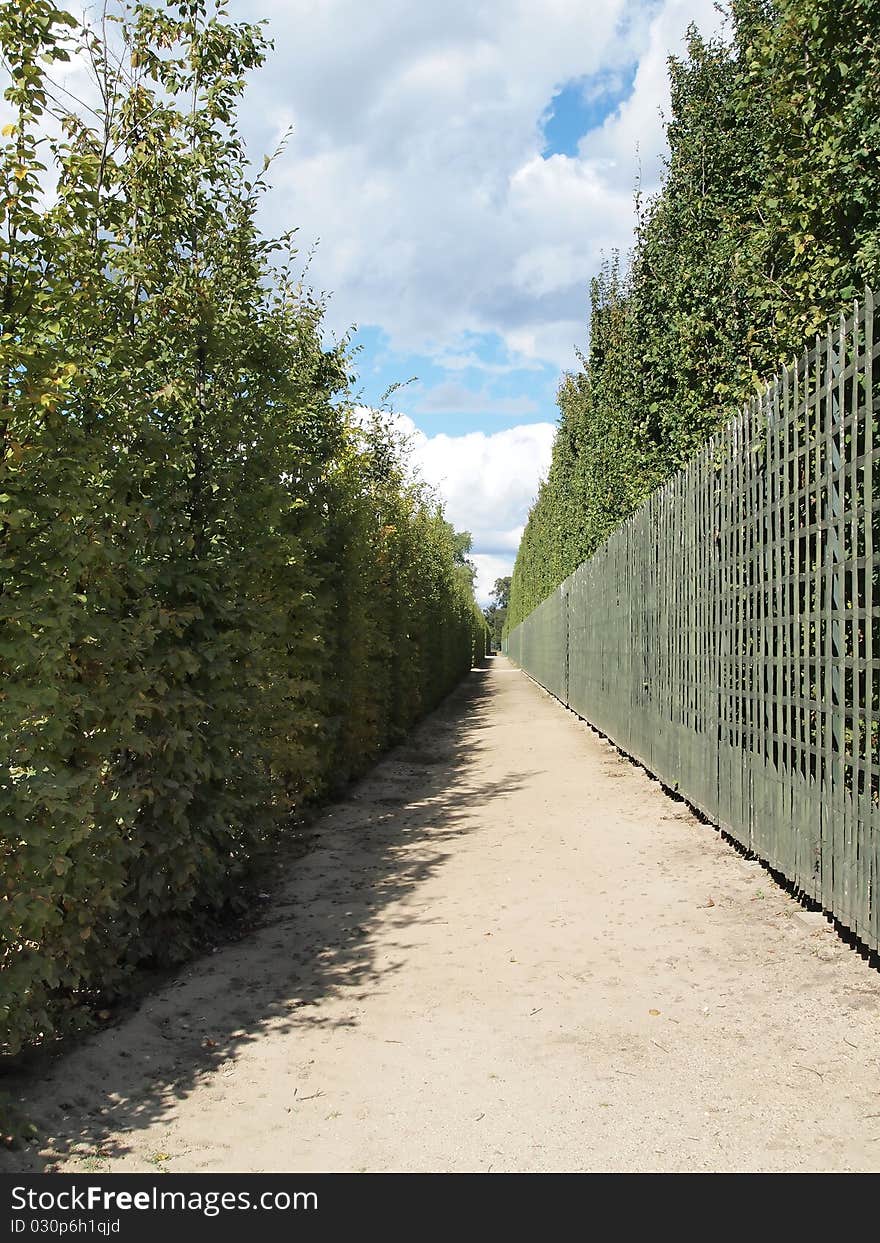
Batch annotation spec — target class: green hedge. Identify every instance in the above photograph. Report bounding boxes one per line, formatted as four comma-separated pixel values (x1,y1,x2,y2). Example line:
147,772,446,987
0,1,487,1055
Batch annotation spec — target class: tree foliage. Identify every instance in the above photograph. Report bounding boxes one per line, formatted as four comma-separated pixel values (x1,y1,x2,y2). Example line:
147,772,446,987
0,0,486,1054
482,576,510,648
508,0,880,630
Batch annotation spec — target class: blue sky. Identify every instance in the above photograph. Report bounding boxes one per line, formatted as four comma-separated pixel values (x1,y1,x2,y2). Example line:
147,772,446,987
351,325,552,436
542,69,640,161
230,0,723,598
351,69,639,438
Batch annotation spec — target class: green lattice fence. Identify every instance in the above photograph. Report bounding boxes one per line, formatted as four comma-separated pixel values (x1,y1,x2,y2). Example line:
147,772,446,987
506,292,880,950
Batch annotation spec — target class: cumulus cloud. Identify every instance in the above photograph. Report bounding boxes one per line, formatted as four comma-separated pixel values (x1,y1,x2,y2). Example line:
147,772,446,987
373,413,555,602
413,382,538,417
236,0,722,368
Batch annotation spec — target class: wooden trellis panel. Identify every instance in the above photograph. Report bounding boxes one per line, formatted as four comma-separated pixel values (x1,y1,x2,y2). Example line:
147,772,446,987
507,292,880,951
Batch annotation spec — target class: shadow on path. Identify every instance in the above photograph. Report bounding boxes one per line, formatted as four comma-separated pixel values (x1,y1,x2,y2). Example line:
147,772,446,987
3,660,534,1171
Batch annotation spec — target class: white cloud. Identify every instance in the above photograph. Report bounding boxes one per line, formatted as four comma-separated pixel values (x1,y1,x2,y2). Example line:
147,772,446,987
373,413,555,602
580,0,726,192
414,381,538,416
472,553,520,606
410,422,555,549
431,349,546,376
505,320,585,372
236,0,722,369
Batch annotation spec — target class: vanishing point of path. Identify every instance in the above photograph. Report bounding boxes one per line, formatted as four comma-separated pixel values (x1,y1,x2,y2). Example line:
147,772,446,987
7,658,880,1173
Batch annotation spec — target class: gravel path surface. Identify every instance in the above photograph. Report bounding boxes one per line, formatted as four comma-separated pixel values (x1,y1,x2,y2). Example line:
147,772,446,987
6,657,880,1173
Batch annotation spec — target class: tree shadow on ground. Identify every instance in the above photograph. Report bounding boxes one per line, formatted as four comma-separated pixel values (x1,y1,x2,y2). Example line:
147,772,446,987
2,660,536,1171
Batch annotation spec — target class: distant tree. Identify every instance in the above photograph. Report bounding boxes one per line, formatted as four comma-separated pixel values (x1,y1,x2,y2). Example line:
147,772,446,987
452,529,473,563
490,577,511,610
450,528,476,585
483,577,510,648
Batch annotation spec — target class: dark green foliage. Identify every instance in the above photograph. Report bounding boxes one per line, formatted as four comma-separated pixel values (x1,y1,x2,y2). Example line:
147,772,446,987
508,0,880,630
0,0,486,1055
482,576,510,648
491,578,511,610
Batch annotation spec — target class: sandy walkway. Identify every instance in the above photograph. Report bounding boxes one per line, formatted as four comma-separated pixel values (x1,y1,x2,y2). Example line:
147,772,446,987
5,657,880,1173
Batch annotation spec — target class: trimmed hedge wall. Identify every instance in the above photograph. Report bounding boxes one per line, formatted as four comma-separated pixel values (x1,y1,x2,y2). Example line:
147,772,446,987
0,1,487,1054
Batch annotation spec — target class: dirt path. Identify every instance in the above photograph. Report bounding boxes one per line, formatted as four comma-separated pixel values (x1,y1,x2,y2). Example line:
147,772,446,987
6,657,880,1173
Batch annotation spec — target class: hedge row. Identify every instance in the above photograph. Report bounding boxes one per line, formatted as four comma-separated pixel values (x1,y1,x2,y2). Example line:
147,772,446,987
0,1,487,1054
